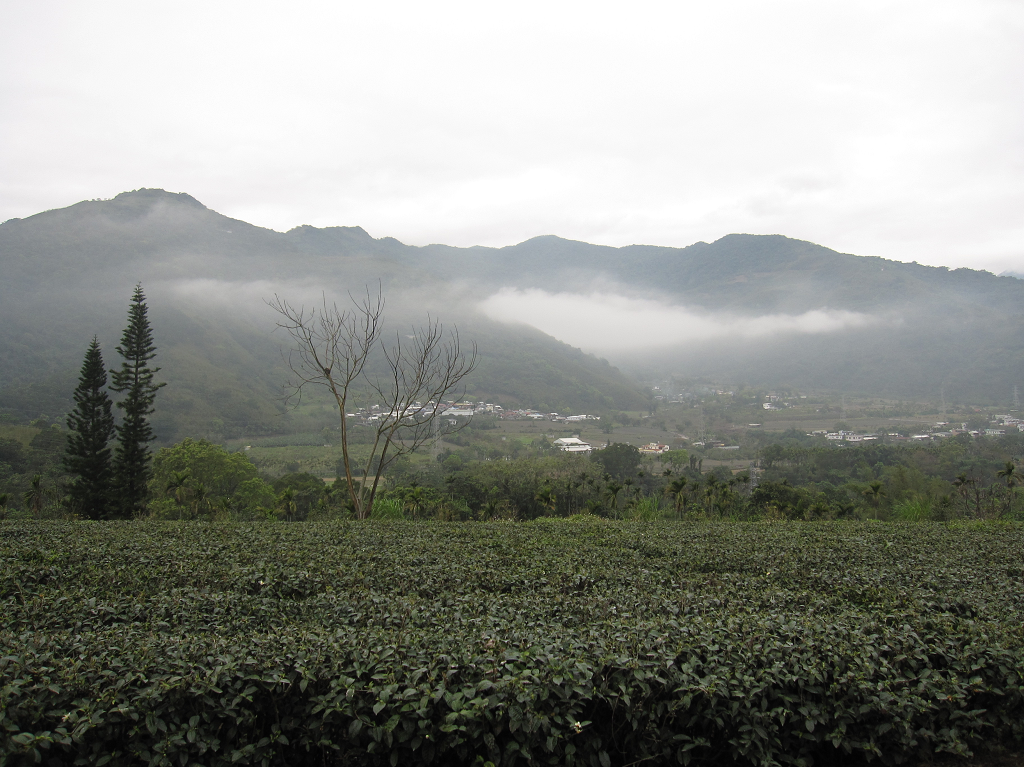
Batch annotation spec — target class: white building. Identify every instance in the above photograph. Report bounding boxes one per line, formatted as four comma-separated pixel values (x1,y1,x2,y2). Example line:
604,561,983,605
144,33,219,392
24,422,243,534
553,437,593,453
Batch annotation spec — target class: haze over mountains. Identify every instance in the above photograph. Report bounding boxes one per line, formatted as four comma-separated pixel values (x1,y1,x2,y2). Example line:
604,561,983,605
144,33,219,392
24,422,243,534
2,189,1022,440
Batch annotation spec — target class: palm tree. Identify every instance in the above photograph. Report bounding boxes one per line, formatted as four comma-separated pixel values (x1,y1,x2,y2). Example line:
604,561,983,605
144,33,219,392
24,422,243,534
952,473,976,517
165,471,190,519
191,482,209,519
0,493,9,519
703,475,721,516
715,485,738,516
997,461,1018,487
480,499,501,520
564,479,581,515
862,480,885,519
622,477,638,506
24,475,45,515
604,482,623,517
321,483,336,505
216,497,233,520
996,461,1019,517
404,486,428,519
278,488,297,522
664,477,689,518
535,486,557,515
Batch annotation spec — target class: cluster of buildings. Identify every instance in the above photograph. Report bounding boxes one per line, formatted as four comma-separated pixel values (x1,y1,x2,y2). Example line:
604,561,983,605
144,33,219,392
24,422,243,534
652,387,735,404
499,409,601,422
437,402,603,423
639,442,671,455
991,415,1023,433
809,417,1023,444
762,394,808,410
345,400,604,428
344,400,488,424
346,401,433,425
811,430,880,443
550,439,675,456
922,416,1022,440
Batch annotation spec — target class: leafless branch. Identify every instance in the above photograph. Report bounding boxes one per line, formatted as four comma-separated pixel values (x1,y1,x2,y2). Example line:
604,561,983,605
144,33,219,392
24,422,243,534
267,287,476,519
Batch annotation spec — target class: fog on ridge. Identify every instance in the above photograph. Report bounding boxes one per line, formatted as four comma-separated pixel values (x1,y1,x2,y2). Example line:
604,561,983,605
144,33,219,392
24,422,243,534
478,287,880,354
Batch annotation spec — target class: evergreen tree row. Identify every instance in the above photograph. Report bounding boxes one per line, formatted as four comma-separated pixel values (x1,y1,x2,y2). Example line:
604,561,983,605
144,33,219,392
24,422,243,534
63,284,164,519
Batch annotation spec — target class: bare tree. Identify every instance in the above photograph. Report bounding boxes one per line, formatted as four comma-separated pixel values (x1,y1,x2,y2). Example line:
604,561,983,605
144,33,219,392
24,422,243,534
268,287,477,519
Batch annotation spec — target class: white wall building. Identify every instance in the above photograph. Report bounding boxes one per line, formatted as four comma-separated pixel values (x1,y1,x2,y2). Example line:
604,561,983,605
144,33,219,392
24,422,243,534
553,437,593,453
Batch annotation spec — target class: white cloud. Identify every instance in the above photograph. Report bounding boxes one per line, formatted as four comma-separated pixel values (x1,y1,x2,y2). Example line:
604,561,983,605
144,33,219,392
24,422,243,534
159,277,326,314
1,1,1022,271
479,288,879,352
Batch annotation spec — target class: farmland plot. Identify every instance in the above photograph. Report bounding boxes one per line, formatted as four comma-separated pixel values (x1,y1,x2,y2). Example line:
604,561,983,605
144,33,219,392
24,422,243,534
2,520,1023,765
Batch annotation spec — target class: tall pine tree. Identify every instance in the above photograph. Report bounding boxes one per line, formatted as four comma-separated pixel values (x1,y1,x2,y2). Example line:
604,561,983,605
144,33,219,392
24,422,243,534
110,284,165,518
64,337,116,518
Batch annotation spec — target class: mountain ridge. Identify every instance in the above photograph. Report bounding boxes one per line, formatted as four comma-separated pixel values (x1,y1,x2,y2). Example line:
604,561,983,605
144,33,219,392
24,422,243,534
0,189,655,440
3,188,1024,431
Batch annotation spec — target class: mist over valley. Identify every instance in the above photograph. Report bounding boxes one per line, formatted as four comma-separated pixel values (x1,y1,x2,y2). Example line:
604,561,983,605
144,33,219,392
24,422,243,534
2,188,1023,441
7,8,1024,765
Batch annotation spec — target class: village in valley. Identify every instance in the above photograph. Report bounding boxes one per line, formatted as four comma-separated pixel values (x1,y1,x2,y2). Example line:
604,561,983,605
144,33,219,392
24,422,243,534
341,388,1024,463
229,384,1024,486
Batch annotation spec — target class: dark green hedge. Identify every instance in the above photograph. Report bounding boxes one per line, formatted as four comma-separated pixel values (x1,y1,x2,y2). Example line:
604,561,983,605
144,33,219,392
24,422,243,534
2,520,1023,765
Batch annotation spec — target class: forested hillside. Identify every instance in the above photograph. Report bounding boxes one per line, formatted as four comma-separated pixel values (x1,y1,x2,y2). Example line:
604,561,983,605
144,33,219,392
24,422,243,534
0,190,649,440
3,188,1023,443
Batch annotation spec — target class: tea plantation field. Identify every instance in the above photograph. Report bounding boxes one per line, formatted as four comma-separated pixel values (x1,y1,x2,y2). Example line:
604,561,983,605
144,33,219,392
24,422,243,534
2,520,1023,765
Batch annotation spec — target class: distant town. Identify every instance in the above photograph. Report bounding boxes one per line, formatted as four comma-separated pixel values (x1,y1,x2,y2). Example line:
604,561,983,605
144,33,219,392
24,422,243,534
340,394,1023,457
811,415,1022,444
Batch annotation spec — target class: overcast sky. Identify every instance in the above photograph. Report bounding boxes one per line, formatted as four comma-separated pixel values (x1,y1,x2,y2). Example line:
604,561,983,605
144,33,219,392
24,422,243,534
2,1,1022,272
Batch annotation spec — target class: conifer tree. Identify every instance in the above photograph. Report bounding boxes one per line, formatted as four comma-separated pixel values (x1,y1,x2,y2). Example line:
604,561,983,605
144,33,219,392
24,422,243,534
64,337,116,518
110,284,165,518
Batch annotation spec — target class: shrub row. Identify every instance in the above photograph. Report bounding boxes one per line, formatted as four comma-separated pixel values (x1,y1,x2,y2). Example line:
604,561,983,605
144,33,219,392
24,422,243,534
2,520,1023,765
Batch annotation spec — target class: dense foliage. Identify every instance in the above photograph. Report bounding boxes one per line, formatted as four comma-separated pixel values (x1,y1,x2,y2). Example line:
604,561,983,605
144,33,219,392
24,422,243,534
2,520,1022,765
5,425,1024,525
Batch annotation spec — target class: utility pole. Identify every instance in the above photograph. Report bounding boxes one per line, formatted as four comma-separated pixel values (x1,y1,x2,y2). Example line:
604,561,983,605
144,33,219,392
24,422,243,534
697,406,708,445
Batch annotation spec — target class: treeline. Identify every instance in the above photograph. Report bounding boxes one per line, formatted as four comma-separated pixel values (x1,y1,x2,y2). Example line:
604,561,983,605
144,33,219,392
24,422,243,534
5,429,1023,523
0,285,165,520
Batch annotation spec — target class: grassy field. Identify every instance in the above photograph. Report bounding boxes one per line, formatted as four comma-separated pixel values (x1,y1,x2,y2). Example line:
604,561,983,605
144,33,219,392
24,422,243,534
3,519,1022,765
0,423,42,448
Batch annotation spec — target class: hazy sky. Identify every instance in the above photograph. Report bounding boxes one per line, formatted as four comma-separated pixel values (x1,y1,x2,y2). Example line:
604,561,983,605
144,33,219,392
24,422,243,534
2,1,1022,272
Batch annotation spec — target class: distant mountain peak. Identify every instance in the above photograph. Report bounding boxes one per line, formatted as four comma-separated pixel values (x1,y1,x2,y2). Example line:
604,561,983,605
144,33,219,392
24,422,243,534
286,224,372,239
712,232,834,251
510,234,592,247
111,188,207,209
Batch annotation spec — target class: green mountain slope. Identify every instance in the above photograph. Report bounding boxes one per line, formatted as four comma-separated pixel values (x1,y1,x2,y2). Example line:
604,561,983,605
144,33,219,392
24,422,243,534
0,190,649,439
3,187,1023,436
413,232,1024,404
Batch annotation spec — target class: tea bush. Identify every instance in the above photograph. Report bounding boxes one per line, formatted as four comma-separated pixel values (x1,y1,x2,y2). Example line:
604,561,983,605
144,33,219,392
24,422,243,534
2,520,1022,765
